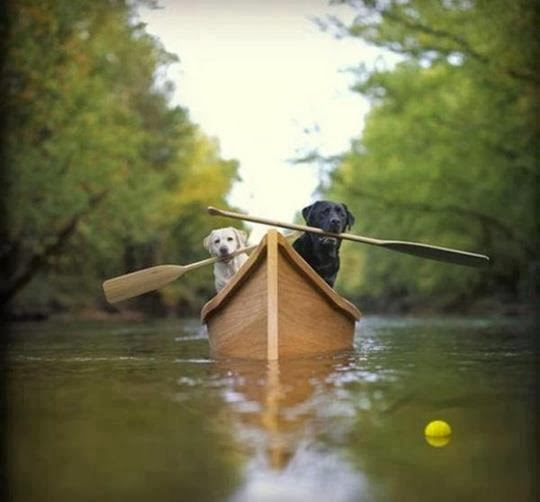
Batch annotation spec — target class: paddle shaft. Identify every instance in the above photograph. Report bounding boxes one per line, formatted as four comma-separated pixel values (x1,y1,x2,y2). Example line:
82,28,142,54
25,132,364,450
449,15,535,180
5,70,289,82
179,242,261,272
207,206,491,268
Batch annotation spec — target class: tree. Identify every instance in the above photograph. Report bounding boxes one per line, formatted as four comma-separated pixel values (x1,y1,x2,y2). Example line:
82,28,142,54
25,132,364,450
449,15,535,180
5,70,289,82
322,0,539,310
1,0,242,315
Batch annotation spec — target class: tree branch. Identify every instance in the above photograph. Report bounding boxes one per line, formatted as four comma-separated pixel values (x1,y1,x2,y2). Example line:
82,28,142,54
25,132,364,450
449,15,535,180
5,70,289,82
345,2,540,85
338,184,536,257
0,191,107,306
384,9,539,84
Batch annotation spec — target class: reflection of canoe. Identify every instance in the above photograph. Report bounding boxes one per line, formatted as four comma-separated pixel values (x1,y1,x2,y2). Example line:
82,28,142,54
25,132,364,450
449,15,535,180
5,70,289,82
211,357,339,469
201,229,361,360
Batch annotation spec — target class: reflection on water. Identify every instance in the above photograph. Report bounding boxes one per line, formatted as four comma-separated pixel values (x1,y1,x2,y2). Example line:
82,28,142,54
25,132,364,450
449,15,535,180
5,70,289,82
211,357,372,501
5,316,537,501
231,445,367,502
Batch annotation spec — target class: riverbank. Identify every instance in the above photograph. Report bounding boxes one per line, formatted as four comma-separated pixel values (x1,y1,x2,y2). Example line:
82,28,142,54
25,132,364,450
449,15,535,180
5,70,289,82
3,296,535,323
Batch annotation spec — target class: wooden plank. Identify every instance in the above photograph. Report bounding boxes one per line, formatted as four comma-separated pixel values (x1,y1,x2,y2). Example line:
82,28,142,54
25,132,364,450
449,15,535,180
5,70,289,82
207,263,268,359
266,230,279,360
277,246,355,357
274,232,360,321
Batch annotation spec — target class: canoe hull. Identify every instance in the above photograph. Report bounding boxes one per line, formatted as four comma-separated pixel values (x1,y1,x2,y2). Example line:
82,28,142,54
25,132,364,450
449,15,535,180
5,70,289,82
202,230,361,360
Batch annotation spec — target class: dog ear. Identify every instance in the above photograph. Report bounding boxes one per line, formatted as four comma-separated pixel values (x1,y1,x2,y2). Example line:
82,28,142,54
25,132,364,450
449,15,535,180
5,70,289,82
203,231,214,250
233,228,248,247
301,201,320,223
341,203,355,230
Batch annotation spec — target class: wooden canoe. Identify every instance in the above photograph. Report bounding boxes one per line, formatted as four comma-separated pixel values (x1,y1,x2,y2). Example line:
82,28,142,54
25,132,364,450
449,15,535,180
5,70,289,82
201,229,361,360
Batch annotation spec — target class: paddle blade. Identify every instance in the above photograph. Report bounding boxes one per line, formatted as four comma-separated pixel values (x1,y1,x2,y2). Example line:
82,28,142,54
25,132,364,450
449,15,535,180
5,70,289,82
382,241,490,267
103,265,186,304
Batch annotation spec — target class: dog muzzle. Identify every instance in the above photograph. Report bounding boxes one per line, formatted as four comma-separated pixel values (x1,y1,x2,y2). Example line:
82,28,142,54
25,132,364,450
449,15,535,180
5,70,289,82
321,237,338,247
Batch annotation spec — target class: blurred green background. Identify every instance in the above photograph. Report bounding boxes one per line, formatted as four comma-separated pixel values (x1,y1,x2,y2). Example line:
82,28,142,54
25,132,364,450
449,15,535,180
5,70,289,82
322,0,539,315
1,0,538,319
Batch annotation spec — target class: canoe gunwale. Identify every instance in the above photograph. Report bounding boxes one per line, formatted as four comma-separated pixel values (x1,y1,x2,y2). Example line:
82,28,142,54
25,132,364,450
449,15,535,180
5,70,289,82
201,231,361,323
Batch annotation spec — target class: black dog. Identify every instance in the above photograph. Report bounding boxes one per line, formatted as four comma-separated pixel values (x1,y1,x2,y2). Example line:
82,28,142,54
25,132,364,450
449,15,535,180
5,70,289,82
293,200,355,287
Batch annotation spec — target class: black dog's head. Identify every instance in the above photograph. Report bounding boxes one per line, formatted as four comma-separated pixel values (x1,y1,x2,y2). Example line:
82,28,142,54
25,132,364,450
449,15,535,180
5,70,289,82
301,200,355,234
293,200,355,286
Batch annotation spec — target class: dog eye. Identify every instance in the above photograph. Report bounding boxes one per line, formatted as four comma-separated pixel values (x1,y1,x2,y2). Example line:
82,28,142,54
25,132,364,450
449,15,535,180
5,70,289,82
227,237,233,241
214,239,220,244
322,208,330,215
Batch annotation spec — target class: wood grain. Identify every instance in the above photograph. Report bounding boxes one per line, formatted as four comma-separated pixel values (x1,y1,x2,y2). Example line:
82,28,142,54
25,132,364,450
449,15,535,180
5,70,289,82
266,230,279,360
206,263,268,359
277,249,356,357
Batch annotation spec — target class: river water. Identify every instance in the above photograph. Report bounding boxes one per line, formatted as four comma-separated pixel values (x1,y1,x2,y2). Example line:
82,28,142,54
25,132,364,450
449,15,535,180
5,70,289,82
4,315,537,501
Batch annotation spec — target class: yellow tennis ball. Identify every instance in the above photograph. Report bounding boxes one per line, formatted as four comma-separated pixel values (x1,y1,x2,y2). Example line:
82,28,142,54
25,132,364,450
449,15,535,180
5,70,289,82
424,420,452,437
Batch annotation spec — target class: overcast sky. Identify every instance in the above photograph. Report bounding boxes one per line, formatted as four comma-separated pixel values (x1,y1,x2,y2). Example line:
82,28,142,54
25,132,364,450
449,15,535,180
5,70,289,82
138,0,397,241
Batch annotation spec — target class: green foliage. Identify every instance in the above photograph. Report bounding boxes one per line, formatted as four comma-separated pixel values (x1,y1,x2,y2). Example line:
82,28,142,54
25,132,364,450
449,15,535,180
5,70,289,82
2,0,242,315
326,0,539,310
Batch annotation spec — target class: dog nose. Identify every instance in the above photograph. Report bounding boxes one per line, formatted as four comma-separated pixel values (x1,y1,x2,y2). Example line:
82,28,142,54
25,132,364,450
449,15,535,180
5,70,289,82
330,218,341,230
219,246,229,256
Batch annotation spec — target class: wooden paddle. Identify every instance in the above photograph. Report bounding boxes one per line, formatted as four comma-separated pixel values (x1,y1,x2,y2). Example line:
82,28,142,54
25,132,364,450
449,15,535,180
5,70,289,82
207,206,491,268
102,232,299,304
